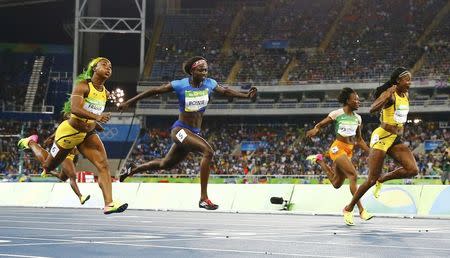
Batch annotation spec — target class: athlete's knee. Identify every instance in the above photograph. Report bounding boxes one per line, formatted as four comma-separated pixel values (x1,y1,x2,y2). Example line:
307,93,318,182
406,165,419,177
160,159,175,170
43,161,56,172
332,180,343,189
347,174,357,183
202,147,214,160
95,160,110,173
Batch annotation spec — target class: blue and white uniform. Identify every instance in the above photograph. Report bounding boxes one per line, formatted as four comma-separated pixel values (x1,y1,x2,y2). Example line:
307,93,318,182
170,77,218,134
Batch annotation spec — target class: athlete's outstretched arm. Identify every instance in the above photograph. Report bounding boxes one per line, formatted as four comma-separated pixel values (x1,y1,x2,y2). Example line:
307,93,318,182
306,116,333,138
71,82,110,123
214,85,257,99
370,85,396,114
356,125,370,154
118,83,173,112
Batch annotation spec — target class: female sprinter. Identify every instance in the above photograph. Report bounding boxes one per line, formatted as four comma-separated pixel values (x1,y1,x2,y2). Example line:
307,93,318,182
18,57,127,214
118,56,257,210
306,87,373,223
342,67,418,225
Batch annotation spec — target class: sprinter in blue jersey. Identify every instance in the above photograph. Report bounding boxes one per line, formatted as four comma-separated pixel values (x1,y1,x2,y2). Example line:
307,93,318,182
118,56,257,210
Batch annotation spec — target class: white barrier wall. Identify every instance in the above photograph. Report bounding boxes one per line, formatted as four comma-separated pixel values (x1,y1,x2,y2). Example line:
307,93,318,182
1,183,450,218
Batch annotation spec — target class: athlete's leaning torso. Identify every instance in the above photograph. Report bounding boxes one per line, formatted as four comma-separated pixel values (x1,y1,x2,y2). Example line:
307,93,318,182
171,77,217,128
380,91,409,134
328,108,362,143
70,80,107,132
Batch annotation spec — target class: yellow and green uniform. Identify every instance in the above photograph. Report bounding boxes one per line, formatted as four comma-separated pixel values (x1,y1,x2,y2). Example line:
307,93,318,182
54,80,106,150
370,91,409,152
327,108,361,161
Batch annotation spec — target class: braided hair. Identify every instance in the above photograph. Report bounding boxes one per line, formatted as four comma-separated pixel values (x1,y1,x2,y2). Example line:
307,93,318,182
373,67,409,99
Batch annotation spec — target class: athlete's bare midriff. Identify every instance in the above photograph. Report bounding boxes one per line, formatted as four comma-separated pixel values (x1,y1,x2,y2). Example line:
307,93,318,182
179,112,203,129
336,134,356,145
381,122,404,135
68,117,96,133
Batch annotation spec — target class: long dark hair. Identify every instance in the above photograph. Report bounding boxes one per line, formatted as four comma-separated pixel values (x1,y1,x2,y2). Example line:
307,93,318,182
373,67,409,99
183,56,207,75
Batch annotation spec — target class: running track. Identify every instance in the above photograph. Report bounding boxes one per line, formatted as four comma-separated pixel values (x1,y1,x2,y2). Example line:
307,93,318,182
0,207,449,257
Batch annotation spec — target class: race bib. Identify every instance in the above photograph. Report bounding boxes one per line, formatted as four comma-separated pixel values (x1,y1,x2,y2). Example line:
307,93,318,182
185,90,209,112
50,143,60,157
83,98,105,115
176,129,188,143
370,134,380,146
394,105,409,123
337,123,358,137
330,146,339,154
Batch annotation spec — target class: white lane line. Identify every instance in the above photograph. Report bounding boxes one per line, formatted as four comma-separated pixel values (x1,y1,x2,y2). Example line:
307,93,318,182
73,235,163,239
0,219,311,233
227,236,450,252
102,236,223,244
91,241,355,258
0,215,448,235
0,254,51,258
0,234,352,257
0,240,11,243
0,215,287,228
0,235,87,243
0,242,84,247
7,211,441,227
2,222,450,244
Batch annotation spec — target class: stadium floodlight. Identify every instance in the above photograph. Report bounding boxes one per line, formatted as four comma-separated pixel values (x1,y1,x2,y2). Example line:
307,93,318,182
109,88,125,106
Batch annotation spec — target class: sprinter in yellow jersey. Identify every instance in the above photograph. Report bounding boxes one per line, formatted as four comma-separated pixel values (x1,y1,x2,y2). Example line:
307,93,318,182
20,100,91,205
343,67,418,225
18,57,128,214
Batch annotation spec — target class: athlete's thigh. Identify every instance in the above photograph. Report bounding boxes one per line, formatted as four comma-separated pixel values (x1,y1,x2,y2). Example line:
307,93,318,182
162,143,189,167
387,143,417,169
171,127,213,153
46,143,72,170
77,134,108,165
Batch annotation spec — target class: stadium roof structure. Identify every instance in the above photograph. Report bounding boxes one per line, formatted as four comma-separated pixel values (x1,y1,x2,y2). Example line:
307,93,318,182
73,0,147,85
0,0,61,8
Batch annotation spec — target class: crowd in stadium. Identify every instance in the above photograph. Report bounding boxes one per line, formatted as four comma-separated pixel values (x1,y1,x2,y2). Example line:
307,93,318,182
148,0,450,83
0,120,56,180
125,121,449,180
1,120,448,182
0,0,449,184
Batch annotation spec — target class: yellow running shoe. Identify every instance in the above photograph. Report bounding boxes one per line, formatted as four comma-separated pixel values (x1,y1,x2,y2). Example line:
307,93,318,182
40,170,47,178
306,154,323,164
343,209,354,226
373,181,382,198
103,201,128,215
17,135,38,150
360,209,374,221
80,195,91,205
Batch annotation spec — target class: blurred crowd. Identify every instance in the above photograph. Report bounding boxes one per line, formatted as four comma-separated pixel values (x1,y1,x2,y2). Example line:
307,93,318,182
1,119,448,184
125,121,450,181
